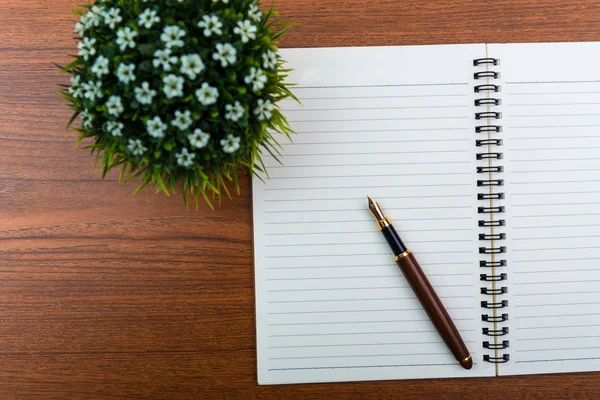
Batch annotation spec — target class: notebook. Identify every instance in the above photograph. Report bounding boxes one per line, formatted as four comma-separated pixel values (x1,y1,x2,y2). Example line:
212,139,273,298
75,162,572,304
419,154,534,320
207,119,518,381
252,42,600,385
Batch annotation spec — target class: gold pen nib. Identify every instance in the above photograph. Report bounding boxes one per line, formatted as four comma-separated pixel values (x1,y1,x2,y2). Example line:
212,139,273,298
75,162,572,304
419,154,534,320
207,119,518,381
367,196,386,221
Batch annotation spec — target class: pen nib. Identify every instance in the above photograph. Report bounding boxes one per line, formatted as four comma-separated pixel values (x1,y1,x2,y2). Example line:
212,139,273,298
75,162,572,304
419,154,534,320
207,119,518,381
367,196,386,221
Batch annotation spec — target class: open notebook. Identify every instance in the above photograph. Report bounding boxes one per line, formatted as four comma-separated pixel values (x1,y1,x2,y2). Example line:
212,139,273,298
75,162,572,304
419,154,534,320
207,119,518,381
252,42,600,384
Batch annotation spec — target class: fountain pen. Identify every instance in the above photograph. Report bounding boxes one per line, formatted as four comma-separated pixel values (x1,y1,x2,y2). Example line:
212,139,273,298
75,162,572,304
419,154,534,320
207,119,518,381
367,196,473,370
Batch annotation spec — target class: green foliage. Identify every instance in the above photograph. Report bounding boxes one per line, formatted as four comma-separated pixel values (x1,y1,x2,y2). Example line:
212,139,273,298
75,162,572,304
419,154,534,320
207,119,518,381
60,0,296,208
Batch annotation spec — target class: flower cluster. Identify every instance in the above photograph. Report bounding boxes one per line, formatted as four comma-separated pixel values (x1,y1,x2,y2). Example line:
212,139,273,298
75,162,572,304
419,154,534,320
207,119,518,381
62,0,295,207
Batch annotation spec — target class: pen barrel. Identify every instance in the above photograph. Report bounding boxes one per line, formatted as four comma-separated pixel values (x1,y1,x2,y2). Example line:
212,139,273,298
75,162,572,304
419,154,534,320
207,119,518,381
396,252,471,364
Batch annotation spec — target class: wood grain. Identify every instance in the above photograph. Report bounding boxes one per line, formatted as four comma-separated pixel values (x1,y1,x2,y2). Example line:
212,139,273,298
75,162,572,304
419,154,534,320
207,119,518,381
2,0,600,398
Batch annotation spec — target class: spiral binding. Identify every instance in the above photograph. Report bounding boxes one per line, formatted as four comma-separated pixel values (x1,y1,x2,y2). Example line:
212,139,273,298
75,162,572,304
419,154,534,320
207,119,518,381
474,57,509,364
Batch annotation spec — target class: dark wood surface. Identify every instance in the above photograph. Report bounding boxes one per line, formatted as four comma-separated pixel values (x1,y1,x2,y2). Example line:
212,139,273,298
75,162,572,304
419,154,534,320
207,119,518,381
1,0,600,398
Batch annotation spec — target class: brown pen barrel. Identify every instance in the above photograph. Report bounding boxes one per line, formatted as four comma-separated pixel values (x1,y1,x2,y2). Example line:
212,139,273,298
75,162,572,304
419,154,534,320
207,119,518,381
396,251,472,368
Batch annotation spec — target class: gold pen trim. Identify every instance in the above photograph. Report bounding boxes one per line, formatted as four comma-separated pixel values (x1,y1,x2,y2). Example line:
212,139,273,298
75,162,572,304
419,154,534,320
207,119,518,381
394,249,412,262
377,217,390,230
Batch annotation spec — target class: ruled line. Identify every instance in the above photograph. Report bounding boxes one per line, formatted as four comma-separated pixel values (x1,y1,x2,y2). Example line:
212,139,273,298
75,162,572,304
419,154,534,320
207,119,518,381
268,172,471,180
265,205,471,213
506,80,600,84
515,313,600,319
265,250,472,259
510,114,600,118
294,83,469,89
268,329,435,337
297,94,468,100
514,301,600,308
292,128,470,134
517,324,600,330
267,363,457,371
515,290,600,297
510,102,600,107
266,161,471,169
512,157,600,163
510,169,600,174
516,347,600,353
513,223,600,229
509,124,600,129
519,335,600,341
515,357,600,364
271,150,470,157
265,262,472,270
268,341,466,349
512,213,600,219
266,273,472,281
282,138,470,145
267,306,474,315
264,216,472,224
268,318,475,327
268,352,452,360
512,190,600,196
264,183,471,191
267,295,475,304
266,284,473,292
513,257,600,263
288,116,469,123
265,239,472,247
513,234,600,240
507,91,600,95
514,246,600,252
514,268,600,274
265,228,472,236
284,105,469,111
510,147,600,151
514,279,600,285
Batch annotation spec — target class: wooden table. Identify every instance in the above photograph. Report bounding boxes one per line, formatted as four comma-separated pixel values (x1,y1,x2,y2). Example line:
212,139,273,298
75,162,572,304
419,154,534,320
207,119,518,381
1,0,600,398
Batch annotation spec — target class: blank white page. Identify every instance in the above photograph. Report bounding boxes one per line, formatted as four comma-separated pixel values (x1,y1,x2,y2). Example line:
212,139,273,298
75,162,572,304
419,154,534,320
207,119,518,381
491,42,600,376
252,44,494,384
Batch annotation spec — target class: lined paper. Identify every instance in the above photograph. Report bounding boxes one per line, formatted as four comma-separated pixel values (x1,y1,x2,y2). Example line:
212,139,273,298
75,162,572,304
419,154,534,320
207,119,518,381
252,45,493,384
491,42,600,375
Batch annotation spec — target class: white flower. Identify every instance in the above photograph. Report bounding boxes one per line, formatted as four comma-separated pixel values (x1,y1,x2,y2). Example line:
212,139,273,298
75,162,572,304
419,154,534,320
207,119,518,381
244,67,267,92
195,82,219,106
153,48,178,71
116,27,137,52
116,63,136,84
225,101,244,122
87,6,104,28
77,37,96,61
233,20,257,43
81,110,94,129
197,15,223,37
221,134,241,154
135,81,157,105
91,56,110,78
82,80,103,100
74,21,85,36
138,8,160,28
146,116,168,138
171,110,193,131
106,121,124,137
176,148,196,168
106,95,124,117
103,7,122,29
212,0,229,3
188,129,210,149
254,99,275,121
161,25,186,48
162,74,184,99
68,75,83,98
180,54,205,80
212,43,237,67
128,139,147,156
262,50,277,70
248,4,263,22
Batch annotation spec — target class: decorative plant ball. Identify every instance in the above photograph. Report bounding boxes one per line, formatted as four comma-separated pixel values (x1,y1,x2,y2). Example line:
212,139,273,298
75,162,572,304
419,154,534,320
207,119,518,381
60,0,296,207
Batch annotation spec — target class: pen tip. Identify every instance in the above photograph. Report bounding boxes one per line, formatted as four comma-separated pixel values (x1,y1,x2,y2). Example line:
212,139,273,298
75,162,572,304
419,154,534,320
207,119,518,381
459,355,473,370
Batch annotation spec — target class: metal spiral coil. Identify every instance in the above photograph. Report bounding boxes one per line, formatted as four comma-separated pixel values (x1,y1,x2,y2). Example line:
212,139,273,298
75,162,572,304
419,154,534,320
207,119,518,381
474,57,509,364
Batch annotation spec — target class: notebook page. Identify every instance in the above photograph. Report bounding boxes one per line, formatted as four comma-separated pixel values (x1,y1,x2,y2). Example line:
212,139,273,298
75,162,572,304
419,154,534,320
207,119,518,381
490,42,600,375
252,44,494,384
